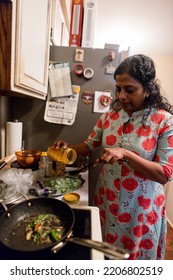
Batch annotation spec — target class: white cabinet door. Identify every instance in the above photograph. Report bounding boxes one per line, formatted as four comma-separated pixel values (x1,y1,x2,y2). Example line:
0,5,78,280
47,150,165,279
11,0,52,99
51,0,70,46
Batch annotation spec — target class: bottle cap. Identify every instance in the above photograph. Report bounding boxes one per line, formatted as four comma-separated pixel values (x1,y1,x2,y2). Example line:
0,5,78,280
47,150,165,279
41,151,47,157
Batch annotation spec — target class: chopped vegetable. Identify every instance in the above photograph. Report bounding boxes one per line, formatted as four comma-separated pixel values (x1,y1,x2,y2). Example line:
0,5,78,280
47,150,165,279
30,176,85,197
25,213,64,245
43,176,82,193
50,228,64,242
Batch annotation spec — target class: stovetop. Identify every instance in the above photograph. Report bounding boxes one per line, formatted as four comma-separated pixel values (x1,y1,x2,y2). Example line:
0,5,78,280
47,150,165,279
0,205,93,260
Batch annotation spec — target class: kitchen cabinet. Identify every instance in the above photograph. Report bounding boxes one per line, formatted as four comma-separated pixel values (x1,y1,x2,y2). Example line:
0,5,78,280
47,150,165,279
0,0,52,100
51,0,71,46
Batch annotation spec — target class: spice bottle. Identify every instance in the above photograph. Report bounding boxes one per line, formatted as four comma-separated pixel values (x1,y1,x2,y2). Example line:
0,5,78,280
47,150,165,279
38,152,48,178
47,147,77,165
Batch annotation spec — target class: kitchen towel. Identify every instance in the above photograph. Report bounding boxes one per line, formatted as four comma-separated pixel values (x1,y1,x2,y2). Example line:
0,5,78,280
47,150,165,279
6,121,23,156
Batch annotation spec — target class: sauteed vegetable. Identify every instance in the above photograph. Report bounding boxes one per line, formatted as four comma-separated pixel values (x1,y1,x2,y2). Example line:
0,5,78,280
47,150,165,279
25,213,64,245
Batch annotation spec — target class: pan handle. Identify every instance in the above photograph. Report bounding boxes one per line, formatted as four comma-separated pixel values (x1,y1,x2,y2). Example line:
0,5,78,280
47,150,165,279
0,193,29,214
51,237,129,260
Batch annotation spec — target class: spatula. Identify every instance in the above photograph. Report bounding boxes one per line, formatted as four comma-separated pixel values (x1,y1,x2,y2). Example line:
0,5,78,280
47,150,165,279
67,162,96,175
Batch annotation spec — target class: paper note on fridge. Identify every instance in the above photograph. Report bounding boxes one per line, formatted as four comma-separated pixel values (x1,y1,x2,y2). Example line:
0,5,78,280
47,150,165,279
44,85,80,125
48,62,73,98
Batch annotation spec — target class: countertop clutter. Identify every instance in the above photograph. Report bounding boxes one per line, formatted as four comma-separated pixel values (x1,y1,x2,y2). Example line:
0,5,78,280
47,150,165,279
0,164,89,206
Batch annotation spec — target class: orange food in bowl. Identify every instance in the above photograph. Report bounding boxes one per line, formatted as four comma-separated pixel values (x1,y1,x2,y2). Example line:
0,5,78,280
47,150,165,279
15,150,42,168
63,192,80,204
25,156,35,165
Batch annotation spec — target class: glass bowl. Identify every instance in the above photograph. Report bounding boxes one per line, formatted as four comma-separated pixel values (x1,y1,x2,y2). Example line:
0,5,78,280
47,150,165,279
15,150,42,168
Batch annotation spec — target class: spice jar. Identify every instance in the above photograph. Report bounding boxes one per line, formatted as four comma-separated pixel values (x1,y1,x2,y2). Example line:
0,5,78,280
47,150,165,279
47,147,77,165
38,151,48,178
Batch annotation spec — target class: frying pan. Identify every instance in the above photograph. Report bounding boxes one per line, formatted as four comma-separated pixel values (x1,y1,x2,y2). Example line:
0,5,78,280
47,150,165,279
0,197,129,260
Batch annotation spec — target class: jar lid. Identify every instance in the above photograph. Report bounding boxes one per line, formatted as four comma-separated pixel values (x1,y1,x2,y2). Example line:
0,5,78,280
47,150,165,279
63,192,80,204
41,151,47,157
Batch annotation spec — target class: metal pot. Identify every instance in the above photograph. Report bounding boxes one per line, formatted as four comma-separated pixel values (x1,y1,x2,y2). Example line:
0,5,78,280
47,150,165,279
0,197,129,260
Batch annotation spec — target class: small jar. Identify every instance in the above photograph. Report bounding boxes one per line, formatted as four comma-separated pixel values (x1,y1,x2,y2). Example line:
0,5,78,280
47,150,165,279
47,147,77,165
38,152,48,178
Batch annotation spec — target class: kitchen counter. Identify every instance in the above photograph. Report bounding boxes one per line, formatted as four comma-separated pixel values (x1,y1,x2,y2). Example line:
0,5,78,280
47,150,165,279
60,170,89,206
0,165,89,206
32,168,89,206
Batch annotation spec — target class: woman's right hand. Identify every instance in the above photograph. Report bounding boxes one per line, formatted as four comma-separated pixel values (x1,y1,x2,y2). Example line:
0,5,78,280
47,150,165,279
53,140,68,149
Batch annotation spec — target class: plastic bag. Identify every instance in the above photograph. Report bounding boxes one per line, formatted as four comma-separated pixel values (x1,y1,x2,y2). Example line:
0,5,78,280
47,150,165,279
0,168,33,201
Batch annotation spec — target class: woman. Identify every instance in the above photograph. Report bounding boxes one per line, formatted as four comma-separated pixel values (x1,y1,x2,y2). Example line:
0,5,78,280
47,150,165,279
54,54,173,260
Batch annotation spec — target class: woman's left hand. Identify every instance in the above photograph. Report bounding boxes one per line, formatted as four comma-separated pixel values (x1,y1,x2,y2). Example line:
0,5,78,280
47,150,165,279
98,147,127,164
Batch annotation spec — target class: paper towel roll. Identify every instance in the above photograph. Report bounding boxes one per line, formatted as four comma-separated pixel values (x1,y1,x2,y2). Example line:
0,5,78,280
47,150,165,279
6,121,23,155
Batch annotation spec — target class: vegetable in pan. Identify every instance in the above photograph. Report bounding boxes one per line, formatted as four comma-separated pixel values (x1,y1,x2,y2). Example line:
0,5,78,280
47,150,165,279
25,213,64,245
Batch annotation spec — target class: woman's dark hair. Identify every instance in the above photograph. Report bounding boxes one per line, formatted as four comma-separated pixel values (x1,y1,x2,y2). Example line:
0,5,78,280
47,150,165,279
113,54,173,115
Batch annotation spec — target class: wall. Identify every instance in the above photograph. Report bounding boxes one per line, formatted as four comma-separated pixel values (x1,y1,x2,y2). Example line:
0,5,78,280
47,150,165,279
151,55,173,105
94,0,173,56
95,0,173,105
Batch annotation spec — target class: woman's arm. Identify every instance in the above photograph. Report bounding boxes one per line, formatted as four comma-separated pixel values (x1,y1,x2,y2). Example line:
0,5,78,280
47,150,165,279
99,147,168,185
71,142,91,156
54,140,91,156
124,149,168,185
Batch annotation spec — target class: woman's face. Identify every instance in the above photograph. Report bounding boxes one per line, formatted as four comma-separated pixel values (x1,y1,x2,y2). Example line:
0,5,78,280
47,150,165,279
115,73,148,116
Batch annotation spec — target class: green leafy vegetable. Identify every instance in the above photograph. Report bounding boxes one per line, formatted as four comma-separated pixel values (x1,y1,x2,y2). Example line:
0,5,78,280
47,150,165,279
25,213,64,245
34,176,84,196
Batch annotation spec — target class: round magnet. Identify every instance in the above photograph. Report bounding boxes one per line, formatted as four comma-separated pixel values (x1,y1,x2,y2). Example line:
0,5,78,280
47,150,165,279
81,90,94,104
74,64,84,76
83,68,94,79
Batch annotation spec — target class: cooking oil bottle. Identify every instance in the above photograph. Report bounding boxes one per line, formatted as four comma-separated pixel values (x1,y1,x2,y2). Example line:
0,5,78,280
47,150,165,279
47,147,77,165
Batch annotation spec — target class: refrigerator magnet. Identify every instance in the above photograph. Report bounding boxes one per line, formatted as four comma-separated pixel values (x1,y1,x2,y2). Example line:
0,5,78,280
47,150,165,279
107,51,115,61
75,49,84,62
94,91,112,113
83,68,94,79
72,85,80,94
74,64,84,75
105,63,116,75
100,95,113,107
81,90,94,104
